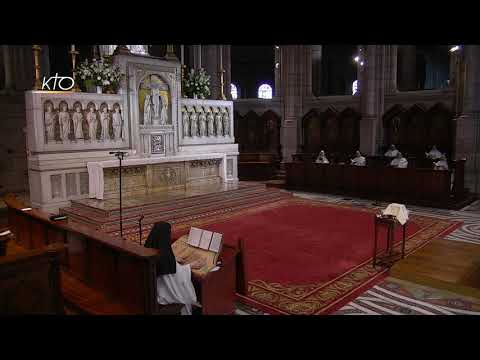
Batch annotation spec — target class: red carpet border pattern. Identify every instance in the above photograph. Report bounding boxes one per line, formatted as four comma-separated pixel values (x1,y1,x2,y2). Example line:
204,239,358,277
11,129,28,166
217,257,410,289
166,197,461,315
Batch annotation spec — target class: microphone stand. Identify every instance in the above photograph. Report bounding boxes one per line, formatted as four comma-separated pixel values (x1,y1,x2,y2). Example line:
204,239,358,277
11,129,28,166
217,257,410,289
109,151,128,238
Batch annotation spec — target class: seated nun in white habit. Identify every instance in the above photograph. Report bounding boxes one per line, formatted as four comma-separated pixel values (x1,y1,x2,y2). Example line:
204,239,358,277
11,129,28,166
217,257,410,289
390,152,408,168
434,154,449,170
425,145,442,160
315,150,329,164
351,150,366,166
144,222,200,315
384,144,399,158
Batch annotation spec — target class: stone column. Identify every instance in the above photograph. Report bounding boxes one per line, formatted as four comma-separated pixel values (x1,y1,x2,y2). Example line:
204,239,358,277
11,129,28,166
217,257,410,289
202,45,220,99
223,45,232,100
384,45,398,94
304,45,313,98
1,45,13,92
359,45,385,155
454,45,480,193
311,45,322,97
280,45,304,162
398,45,416,90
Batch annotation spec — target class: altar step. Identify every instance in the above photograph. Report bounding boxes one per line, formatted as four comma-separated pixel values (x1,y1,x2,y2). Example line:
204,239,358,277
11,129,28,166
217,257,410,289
60,184,292,235
66,182,267,219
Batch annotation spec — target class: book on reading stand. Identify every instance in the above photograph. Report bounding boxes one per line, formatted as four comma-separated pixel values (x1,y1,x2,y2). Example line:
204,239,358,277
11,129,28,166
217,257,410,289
171,227,224,276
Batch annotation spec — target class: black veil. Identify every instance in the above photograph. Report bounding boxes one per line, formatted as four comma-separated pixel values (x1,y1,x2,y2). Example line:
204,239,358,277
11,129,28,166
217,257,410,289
144,221,177,275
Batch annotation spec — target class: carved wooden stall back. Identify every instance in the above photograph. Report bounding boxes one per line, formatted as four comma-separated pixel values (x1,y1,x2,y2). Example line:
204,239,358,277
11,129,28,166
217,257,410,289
383,102,453,159
234,110,281,155
301,107,360,161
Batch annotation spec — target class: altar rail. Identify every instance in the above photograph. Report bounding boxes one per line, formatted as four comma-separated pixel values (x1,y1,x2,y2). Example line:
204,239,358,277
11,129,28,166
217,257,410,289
286,159,467,208
4,194,239,315
179,99,234,146
26,91,129,153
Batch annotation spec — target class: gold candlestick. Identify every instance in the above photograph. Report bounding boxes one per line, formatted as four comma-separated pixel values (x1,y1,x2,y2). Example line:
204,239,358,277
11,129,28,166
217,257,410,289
219,69,226,100
181,64,187,98
32,45,42,90
70,46,81,92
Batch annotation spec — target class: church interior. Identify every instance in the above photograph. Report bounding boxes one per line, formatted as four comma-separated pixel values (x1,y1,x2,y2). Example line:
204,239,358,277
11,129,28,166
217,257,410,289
1,44,480,316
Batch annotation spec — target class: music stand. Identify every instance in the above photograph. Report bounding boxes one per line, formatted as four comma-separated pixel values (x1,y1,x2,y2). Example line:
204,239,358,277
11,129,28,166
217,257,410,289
109,151,128,238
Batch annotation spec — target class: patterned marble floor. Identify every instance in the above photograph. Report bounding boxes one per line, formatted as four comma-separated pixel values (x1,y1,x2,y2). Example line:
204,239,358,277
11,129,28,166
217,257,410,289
334,277,480,315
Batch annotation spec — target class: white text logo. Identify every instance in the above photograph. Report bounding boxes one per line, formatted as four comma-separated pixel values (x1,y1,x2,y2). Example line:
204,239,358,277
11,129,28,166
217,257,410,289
42,73,75,91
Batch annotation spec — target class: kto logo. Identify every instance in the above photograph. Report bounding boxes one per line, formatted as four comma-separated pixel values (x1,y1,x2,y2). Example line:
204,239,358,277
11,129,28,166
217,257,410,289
42,73,75,91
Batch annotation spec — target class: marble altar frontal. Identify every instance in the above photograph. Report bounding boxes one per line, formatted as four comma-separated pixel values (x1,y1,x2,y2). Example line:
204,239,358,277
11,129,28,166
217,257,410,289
25,54,238,212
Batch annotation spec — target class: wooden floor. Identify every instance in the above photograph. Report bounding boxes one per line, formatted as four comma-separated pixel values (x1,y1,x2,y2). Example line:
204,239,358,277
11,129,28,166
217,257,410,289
391,238,480,299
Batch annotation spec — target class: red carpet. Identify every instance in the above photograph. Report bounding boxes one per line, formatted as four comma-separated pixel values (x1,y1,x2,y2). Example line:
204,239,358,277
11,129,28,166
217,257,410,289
171,198,461,315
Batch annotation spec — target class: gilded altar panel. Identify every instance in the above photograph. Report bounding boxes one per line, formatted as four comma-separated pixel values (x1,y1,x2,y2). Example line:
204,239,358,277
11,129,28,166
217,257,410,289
103,166,147,199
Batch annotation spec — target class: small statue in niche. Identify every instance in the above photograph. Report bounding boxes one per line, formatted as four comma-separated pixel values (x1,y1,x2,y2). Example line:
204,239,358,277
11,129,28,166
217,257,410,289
44,102,56,142
58,103,71,142
112,105,123,140
100,106,110,141
189,107,198,137
159,97,168,125
86,105,98,141
206,107,214,137
144,94,152,125
214,107,223,137
182,107,190,138
72,104,84,140
221,107,230,137
197,106,206,137
151,87,161,120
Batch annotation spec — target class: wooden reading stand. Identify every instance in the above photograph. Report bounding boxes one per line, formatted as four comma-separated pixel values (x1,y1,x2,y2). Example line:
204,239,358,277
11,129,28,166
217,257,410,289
4,194,238,315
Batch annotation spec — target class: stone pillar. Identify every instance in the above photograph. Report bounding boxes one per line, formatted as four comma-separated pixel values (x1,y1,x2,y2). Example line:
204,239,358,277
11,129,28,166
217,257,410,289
398,45,416,90
303,45,313,98
311,45,322,97
224,45,232,100
280,45,304,162
454,45,480,193
384,45,398,94
199,45,230,100
359,45,385,155
1,45,13,92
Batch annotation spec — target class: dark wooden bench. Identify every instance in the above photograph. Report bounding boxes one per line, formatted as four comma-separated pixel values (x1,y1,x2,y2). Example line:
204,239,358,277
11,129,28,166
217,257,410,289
5,194,238,315
238,153,278,181
0,239,64,314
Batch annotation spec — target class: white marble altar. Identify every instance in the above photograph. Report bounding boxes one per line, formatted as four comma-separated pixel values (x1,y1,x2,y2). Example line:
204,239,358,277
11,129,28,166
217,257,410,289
25,53,238,212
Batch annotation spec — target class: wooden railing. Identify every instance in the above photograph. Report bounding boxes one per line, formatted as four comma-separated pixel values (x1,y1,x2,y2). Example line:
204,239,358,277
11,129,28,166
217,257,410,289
4,194,238,315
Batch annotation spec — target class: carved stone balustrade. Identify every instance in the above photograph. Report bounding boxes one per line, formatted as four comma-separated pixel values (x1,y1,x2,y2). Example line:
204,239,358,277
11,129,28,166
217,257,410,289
26,91,129,153
180,99,234,146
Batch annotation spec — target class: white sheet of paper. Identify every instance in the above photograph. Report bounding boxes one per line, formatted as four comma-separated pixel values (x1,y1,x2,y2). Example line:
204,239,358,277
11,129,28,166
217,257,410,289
199,230,213,250
187,227,202,247
209,232,222,253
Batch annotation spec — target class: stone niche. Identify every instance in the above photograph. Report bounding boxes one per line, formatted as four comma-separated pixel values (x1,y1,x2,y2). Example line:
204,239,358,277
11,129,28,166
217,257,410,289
113,55,181,158
102,159,222,199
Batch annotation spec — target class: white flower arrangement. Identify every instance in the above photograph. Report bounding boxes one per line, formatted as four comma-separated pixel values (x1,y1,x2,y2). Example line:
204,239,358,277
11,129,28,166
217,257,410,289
77,57,123,91
183,67,211,99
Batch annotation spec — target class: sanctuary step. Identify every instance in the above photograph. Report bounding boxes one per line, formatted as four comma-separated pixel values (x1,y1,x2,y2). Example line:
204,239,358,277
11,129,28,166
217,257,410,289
60,182,293,238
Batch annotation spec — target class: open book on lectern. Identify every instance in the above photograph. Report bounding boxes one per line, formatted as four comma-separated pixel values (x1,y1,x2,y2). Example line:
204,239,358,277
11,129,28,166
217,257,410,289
171,227,224,276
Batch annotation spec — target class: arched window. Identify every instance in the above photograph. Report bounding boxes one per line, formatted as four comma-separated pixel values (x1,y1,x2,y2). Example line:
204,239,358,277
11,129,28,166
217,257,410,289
231,83,238,99
258,84,272,99
352,80,358,95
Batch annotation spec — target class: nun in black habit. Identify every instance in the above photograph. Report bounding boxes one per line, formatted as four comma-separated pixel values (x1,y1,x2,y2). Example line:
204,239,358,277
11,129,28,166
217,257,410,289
144,222,198,315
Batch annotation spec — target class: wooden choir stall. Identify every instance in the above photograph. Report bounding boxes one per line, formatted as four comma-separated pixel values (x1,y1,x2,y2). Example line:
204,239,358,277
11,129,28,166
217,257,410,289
3,195,240,315
285,158,468,209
